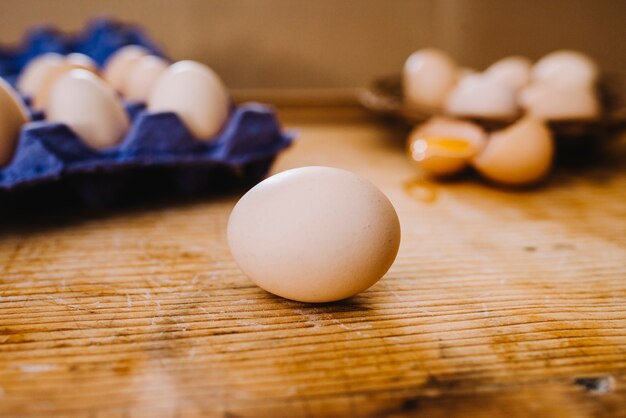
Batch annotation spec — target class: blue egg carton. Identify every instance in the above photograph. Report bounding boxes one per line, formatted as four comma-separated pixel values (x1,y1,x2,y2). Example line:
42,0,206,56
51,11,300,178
0,19,294,206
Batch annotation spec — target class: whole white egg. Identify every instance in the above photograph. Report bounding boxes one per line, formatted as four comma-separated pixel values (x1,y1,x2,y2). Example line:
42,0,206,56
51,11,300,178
532,50,598,86
102,45,149,92
227,166,401,303
445,74,518,119
16,53,65,97
484,56,532,91
519,81,599,120
46,69,130,150
148,60,230,139
121,55,169,102
403,48,457,109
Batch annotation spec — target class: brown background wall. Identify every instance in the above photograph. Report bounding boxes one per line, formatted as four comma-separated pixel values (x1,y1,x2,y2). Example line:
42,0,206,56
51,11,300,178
0,0,624,90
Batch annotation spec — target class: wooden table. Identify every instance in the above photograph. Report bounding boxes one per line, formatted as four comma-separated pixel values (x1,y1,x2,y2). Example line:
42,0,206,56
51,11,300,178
1,107,625,417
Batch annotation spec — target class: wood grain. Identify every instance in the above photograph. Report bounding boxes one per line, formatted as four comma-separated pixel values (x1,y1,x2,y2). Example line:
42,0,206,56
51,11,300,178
1,107,625,417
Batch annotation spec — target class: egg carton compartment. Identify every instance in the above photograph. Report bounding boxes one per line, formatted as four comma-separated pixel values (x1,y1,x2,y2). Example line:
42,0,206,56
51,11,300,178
0,18,164,85
0,20,294,207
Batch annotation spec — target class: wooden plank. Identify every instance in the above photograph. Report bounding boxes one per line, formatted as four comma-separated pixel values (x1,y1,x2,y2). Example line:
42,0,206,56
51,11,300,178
0,107,625,417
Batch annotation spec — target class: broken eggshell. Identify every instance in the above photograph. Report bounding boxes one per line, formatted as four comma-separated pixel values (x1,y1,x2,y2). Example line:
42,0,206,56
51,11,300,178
407,117,487,177
472,117,554,186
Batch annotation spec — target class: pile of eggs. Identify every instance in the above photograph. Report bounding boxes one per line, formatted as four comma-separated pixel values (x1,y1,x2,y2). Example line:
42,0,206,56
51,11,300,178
0,45,230,166
403,48,600,186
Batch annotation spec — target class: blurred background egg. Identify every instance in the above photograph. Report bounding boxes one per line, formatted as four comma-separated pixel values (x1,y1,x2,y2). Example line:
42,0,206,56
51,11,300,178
46,69,129,150
121,55,169,102
102,45,149,93
445,74,518,118
484,56,532,91
65,52,98,71
0,77,29,166
403,48,457,109
148,60,230,139
472,117,554,186
532,50,598,86
519,81,599,120
31,56,99,110
16,52,65,98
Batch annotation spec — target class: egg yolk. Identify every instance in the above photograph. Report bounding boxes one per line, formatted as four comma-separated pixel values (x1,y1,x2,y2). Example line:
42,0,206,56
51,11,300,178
409,136,475,161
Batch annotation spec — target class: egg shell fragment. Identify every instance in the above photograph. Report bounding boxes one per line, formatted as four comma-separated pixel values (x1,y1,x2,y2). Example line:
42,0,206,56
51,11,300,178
472,117,554,186
227,166,401,303
46,69,130,150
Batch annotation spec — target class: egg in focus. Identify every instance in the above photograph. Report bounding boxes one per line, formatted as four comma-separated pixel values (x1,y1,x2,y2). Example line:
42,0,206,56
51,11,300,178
227,166,401,303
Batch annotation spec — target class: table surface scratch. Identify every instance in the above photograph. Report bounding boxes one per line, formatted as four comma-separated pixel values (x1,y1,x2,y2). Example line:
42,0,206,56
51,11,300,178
1,107,625,418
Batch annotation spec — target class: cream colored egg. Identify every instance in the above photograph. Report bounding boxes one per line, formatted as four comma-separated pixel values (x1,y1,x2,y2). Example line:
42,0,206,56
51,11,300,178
0,77,29,166
407,117,487,176
148,60,230,139
31,59,99,110
16,53,65,97
484,56,531,91
532,50,598,85
472,117,554,186
403,48,457,109
121,55,169,102
66,53,98,71
46,69,130,150
227,166,401,303
445,74,518,119
519,81,599,120
102,45,149,92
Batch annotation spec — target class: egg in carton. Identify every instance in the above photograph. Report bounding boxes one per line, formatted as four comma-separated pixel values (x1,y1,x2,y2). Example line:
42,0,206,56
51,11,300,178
0,20,293,208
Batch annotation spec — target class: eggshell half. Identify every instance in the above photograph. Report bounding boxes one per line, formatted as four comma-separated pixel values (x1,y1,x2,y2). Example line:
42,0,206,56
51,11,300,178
407,117,487,176
148,60,230,139
0,77,29,166
46,69,130,150
227,166,401,303
472,117,554,186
